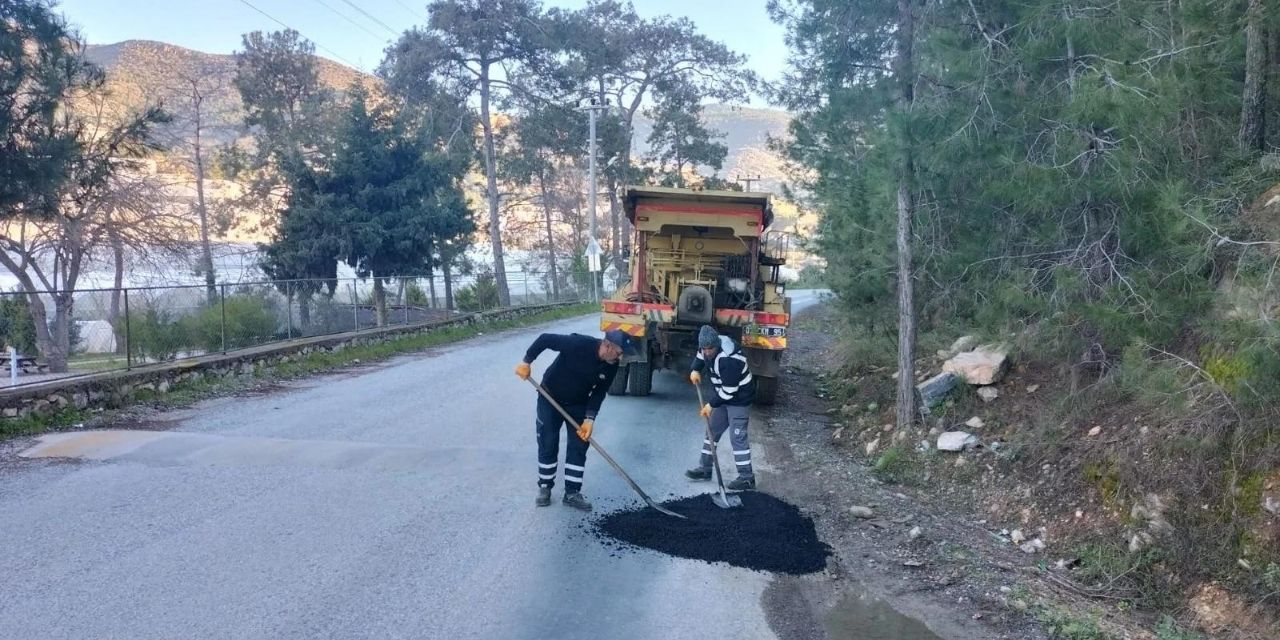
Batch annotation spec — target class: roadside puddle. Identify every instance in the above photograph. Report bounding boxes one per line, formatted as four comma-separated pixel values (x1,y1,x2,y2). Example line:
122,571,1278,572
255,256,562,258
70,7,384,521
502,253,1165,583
825,589,942,640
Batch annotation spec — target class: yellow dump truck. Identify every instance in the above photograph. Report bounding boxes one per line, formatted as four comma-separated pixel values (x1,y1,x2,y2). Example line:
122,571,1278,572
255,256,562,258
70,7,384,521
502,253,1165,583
601,186,791,404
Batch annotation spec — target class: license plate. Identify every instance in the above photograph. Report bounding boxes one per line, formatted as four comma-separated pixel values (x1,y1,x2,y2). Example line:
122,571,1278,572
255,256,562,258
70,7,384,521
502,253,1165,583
747,325,786,338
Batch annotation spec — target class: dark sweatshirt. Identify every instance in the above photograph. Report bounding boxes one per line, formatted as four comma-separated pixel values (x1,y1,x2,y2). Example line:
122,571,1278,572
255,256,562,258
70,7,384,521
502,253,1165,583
523,333,619,420
691,334,755,407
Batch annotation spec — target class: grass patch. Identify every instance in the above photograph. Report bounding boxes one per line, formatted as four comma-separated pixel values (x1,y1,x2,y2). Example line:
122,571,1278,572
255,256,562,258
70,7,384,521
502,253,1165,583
1154,616,1202,640
0,407,89,440
871,445,918,485
67,355,128,373
2,303,594,441
1071,543,1171,608
1036,607,1115,640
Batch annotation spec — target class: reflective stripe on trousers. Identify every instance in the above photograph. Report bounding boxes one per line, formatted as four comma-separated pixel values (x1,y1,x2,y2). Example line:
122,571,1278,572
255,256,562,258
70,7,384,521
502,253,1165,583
697,404,752,478
535,396,588,490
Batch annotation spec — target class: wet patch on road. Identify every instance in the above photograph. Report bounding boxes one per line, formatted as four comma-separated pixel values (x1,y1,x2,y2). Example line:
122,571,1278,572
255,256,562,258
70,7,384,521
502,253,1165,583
593,492,831,574
824,589,942,639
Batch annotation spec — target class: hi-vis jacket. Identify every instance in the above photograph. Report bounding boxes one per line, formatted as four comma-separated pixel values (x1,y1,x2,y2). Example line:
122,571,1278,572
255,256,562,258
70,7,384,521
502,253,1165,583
691,335,755,407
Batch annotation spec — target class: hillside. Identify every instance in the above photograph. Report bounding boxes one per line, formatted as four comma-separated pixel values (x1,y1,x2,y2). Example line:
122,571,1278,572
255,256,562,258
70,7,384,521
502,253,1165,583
631,104,792,193
86,40,795,186
84,40,374,148
82,40,807,244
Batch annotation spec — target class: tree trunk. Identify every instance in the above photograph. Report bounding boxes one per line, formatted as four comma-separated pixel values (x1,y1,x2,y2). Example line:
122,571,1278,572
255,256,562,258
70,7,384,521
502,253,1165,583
606,176,625,273
598,83,629,273
443,262,455,311
24,290,58,371
0,247,64,371
372,276,387,327
50,292,73,371
299,293,312,330
428,271,438,309
539,170,561,301
192,86,217,306
1269,26,1280,150
1241,0,1267,152
478,64,511,306
894,0,919,431
1064,5,1076,94
109,232,125,354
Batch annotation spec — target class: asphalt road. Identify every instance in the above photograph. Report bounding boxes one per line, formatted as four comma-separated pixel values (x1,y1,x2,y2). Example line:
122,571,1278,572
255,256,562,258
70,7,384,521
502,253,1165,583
0,292,837,640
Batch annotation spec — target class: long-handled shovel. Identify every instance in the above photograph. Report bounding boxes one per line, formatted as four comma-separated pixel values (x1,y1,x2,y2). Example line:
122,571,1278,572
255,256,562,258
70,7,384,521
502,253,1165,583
694,384,743,509
525,378,686,519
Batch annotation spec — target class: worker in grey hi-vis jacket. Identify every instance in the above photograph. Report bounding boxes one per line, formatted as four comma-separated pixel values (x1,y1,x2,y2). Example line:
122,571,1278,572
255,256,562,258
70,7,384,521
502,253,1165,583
685,325,757,490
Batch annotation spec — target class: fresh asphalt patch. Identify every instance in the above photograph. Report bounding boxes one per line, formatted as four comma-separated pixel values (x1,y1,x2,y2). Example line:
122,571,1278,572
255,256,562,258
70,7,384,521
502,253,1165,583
593,492,831,575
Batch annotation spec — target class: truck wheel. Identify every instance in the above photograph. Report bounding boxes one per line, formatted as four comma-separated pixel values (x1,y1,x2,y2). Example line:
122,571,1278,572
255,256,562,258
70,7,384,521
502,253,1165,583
608,364,630,395
754,376,779,406
628,360,653,396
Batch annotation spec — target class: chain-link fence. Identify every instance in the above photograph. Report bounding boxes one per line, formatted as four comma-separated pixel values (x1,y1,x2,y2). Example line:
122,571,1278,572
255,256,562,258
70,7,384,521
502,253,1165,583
0,270,616,388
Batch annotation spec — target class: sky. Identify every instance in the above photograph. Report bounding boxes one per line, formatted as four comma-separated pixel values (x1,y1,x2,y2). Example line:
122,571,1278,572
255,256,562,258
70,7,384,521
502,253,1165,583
56,0,789,102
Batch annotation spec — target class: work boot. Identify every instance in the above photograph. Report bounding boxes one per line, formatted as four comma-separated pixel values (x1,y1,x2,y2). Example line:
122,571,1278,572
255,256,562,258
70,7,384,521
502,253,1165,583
562,491,593,512
726,475,756,491
535,486,552,507
685,466,713,481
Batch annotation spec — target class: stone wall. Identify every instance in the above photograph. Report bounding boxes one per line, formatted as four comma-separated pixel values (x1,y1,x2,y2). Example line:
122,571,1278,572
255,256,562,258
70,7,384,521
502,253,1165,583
0,302,580,420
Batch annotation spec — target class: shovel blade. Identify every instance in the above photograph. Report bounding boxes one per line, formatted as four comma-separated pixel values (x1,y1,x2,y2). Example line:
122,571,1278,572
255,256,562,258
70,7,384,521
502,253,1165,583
712,491,743,509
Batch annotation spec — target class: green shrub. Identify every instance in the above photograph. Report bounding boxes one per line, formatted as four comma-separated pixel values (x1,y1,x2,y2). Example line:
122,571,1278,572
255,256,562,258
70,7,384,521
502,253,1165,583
1154,616,1202,640
405,280,430,306
790,264,826,288
186,295,279,352
0,293,37,354
455,270,501,312
117,308,189,362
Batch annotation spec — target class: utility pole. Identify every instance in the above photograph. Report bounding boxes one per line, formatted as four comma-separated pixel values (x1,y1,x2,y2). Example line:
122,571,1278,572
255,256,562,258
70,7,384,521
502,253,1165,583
580,98,609,303
736,174,763,192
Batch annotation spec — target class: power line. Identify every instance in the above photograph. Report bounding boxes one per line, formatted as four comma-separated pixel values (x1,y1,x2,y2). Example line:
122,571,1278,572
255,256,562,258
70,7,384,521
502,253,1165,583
336,0,401,36
391,0,426,20
309,0,390,42
234,0,362,69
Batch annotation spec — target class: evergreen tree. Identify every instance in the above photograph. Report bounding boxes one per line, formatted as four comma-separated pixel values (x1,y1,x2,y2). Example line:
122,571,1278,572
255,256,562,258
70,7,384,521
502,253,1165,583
383,0,556,308
0,0,101,220
644,82,728,188
552,0,755,264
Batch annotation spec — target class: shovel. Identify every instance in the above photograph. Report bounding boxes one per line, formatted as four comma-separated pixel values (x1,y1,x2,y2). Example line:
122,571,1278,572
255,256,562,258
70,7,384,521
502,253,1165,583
694,384,743,509
525,378,686,519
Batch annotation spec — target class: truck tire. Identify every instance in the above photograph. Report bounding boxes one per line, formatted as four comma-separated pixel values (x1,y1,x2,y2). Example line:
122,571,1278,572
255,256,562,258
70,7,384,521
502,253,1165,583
608,364,629,395
628,360,653,396
754,376,779,406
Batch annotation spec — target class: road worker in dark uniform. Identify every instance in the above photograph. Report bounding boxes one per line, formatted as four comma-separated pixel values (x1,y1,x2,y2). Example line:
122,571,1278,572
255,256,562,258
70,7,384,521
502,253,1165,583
686,325,757,490
515,329,635,511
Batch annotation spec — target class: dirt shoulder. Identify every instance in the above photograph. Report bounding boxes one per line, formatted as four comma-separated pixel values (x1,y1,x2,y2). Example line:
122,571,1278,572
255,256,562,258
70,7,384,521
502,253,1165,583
759,303,1055,640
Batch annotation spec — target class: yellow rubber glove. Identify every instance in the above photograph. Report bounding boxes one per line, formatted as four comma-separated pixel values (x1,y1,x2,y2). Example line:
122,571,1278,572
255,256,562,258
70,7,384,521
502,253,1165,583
577,419,594,442
689,371,702,385
699,404,712,419
515,362,531,380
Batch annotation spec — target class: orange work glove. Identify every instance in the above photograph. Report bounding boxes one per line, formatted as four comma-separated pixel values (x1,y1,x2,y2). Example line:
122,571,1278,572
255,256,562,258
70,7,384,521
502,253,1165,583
689,371,702,385
576,419,594,442
699,404,712,419
515,362,531,380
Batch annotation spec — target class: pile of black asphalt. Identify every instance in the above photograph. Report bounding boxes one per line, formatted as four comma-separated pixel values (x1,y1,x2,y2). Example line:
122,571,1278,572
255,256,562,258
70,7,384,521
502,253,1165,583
593,492,830,575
